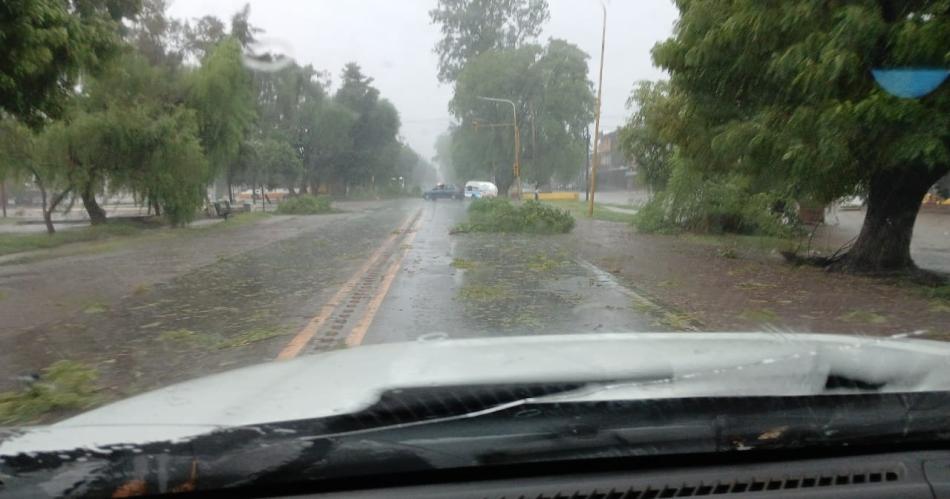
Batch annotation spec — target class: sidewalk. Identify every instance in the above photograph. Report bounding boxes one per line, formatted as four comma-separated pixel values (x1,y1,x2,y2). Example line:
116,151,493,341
813,207,950,274
565,216,950,339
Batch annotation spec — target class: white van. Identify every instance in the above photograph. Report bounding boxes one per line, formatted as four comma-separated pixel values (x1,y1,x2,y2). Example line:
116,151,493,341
464,181,499,199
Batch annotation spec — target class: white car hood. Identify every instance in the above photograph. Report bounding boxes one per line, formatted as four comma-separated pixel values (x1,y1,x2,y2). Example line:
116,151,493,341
3,332,950,455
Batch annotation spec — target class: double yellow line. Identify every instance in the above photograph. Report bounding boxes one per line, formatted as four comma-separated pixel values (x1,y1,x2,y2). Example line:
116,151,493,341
276,209,421,360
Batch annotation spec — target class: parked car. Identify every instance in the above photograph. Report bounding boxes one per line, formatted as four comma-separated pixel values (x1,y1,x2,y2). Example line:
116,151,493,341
837,195,865,211
423,184,463,200
464,180,499,199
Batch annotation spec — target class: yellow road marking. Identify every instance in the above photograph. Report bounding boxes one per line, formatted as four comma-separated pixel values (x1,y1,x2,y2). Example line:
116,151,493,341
344,218,421,347
275,209,420,360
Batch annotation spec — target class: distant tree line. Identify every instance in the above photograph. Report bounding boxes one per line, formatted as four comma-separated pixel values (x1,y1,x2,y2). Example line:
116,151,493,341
430,0,595,195
0,0,434,233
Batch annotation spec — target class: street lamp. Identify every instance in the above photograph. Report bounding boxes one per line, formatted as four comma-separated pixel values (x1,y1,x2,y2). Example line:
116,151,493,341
587,1,607,217
477,96,522,199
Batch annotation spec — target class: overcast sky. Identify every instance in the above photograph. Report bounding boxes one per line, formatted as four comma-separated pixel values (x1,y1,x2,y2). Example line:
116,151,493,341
167,0,679,160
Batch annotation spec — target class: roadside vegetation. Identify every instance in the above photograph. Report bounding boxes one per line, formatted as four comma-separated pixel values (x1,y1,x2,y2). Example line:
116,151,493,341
0,211,272,259
276,195,334,215
618,3,950,279
453,198,575,234
542,200,634,224
0,361,102,424
0,1,436,235
0,220,152,257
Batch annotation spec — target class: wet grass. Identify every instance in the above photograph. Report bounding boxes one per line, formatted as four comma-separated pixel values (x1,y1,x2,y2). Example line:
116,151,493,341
158,326,288,350
683,233,800,255
837,309,888,324
526,252,569,272
0,361,102,424
458,283,513,303
158,328,220,348
930,300,950,313
217,327,288,349
83,302,110,314
0,221,149,257
275,195,333,215
450,257,477,270
0,212,274,265
920,284,950,301
542,200,634,224
740,308,780,323
659,311,698,330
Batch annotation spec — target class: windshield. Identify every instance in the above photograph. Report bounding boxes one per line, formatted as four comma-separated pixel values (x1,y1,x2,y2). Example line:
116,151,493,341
1,0,950,495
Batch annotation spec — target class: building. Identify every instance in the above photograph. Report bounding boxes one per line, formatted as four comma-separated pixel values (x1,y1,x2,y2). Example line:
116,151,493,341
594,129,636,190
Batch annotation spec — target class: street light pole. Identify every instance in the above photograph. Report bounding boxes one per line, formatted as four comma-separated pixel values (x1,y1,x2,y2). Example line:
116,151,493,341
587,2,607,217
477,96,521,199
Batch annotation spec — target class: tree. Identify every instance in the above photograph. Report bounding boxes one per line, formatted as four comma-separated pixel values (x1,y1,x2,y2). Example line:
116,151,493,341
299,101,355,193
127,0,186,68
448,40,594,193
7,121,80,234
652,0,950,273
430,0,550,82
187,37,256,201
619,81,674,192
182,16,226,61
0,0,141,127
333,64,401,191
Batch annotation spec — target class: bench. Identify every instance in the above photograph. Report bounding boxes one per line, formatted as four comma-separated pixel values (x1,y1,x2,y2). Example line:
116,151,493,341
213,200,246,220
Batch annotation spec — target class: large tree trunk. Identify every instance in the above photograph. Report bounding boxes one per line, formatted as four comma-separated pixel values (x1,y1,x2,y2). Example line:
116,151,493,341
837,165,949,273
81,182,107,225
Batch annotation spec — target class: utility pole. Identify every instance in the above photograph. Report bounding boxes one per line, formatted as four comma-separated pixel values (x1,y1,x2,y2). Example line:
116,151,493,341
584,129,591,202
587,2,607,217
477,96,521,199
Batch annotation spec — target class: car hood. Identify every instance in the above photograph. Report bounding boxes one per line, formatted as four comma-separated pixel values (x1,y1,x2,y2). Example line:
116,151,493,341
3,332,950,455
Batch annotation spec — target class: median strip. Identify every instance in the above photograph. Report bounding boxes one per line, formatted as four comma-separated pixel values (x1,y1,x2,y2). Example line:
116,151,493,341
275,208,421,360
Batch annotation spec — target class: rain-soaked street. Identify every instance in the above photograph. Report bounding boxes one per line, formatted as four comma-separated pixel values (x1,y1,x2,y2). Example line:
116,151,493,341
0,200,665,420
361,200,659,344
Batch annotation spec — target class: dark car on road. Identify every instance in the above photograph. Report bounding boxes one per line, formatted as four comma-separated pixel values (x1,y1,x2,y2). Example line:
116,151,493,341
423,183,463,200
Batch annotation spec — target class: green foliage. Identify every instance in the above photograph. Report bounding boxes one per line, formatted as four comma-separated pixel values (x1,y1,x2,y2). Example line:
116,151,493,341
632,160,793,237
187,37,255,180
332,63,402,190
0,361,102,424
541,200,633,224
647,1,950,269
455,198,574,234
619,81,673,192
0,221,148,256
276,195,333,215
239,137,303,190
429,0,550,82
448,39,595,192
0,0,141,126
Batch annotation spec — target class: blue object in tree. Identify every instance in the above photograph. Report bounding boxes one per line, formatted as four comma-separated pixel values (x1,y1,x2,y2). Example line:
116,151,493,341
871,68,950,98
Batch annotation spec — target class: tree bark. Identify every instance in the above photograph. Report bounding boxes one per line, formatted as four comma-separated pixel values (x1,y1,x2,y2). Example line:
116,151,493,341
227,170,235,203
42,188,72,235
837,165,949,273
81,181,107,225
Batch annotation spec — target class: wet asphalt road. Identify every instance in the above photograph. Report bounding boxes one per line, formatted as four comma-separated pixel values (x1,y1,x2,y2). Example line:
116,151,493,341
361,200,657,344
1,198,662,421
